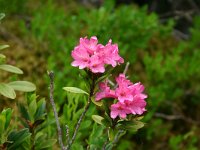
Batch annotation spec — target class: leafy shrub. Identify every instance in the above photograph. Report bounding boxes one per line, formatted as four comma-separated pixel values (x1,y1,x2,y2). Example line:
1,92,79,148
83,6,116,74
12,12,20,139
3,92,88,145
1,0,200,149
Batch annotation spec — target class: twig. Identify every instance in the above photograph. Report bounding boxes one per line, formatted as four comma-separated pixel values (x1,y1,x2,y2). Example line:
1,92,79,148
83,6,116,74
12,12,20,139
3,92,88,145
123,62,130,75
66,76,95,150
108,79,115,87
173,29,189,40
154,112,200,125
48,71,66,150
154,112,183,120
67,98,91,149
186,0,200,14
66,125,70,145
114,62,130,89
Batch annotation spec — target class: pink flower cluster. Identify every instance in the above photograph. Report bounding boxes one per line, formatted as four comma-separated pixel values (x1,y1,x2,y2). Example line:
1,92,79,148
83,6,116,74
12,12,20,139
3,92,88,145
96,74,147,119
71,36,124,73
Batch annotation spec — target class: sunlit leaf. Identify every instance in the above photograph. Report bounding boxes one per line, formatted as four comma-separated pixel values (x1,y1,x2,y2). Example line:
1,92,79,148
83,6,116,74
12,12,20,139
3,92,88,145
29,99,37,118
0,83,16,99
108,128,115,141
0,64,23,74
8,81,36,92
0,13,5,20
91,97,103,106
0,114,6,135
1,108,13,129
0,45,9,50
0,54,6,58
63,87,88,95
92,115,104,125
117,120,145,131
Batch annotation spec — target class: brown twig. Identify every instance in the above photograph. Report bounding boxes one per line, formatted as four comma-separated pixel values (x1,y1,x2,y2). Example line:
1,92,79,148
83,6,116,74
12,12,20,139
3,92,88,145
48,71,66,150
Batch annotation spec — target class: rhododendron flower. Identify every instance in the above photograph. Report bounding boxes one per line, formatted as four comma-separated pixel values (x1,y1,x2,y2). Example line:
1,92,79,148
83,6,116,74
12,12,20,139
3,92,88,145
95,74,147,119
71,36,124,73
96,81,116,101
110,102,131,119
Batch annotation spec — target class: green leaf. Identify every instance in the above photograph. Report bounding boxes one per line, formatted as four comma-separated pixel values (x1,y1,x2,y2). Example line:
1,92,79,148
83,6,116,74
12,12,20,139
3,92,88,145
29,99,37,119
91,97,103,106
134,115,144,121
7,128,31,150
36,139,57,149
34,98,46,120
92,115,104,125
0,45,9,50
0,83,16,99
18,104,31,121
33,119,45,128
0,64,23,74
0,54,6,58
117,120,145,131
0,114,6,135
0,13,5,20
63,87,89,95
8,81,36,92
1,108,13,130
108,128,115,141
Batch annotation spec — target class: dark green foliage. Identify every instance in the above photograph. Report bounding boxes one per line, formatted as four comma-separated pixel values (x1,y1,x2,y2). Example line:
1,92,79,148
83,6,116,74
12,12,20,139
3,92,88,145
0,93,56,150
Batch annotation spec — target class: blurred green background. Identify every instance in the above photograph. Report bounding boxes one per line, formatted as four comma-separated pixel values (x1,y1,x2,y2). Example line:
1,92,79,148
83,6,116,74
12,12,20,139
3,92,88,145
0,0,200,149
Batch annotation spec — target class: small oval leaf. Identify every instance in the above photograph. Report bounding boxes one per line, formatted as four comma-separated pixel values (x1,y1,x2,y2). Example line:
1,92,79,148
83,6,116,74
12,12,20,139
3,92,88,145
0,45,9,50
0,64,23,74
63,87,88,95
91,97,103,106
0,83,16,99
8,81,36,92
92,115,104,125
0,54,6,58
0,13,5,20
117,120,145,131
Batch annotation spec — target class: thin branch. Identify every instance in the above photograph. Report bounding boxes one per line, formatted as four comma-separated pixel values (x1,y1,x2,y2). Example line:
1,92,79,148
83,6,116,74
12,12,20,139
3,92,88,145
108,79,115,87
114,62,130,89
186,0,200,14
67,98,91,149
48,71,66,150
65,125,70,145
154,112,183,120
66,76,95,150
154,112,200,125
123,62,130,75
173,29,189,40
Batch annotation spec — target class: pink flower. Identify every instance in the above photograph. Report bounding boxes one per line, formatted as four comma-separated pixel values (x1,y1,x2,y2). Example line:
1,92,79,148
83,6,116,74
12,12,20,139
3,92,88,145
95,73,147,119
115,86,133,102
71,36,124,73
102,40,124,67
80,36,99,55
96,81,116,101
116,74,132,86
71,46,90,69
110,102,131,119
124,98,146,115
89,55,105,73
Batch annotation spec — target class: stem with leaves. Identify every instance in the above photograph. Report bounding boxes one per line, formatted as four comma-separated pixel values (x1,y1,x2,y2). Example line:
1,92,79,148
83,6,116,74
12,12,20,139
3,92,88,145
66,74,95,150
